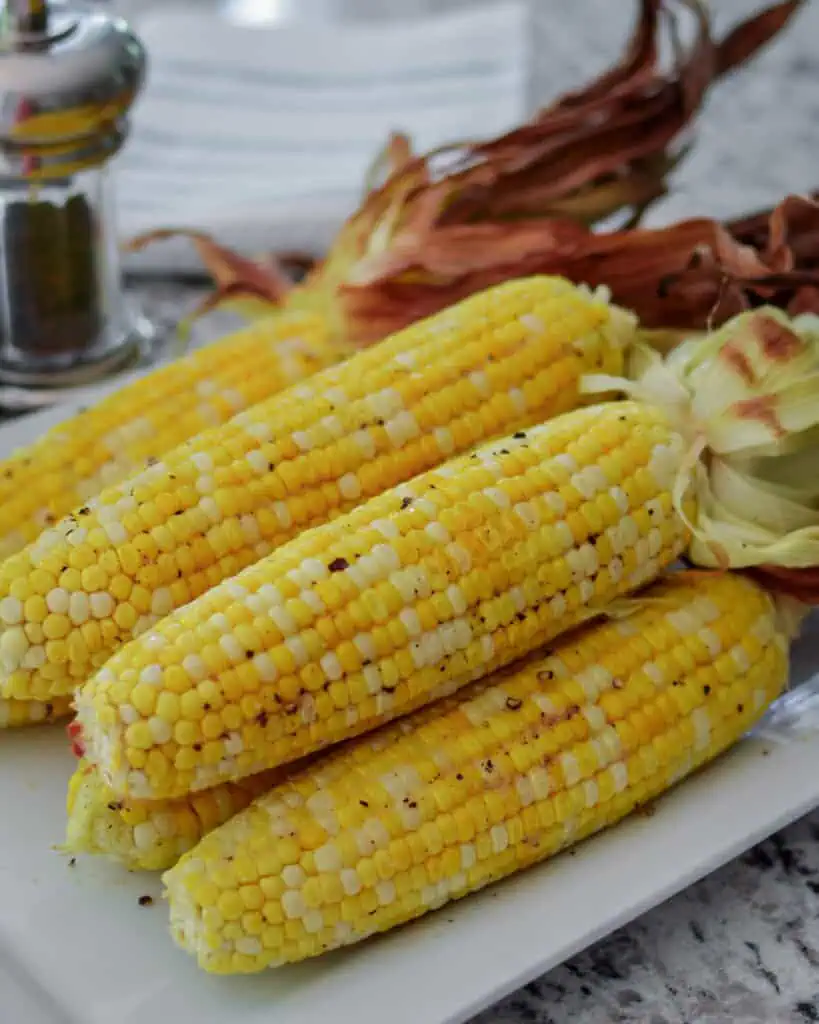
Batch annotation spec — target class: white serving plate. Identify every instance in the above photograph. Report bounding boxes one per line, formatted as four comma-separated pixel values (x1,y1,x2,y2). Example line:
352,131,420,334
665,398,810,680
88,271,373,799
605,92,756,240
1,399,819,1024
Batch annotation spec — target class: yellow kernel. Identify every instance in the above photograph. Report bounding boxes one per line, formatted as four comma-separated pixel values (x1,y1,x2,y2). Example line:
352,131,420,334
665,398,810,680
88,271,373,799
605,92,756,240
42,614,70,640
125,721,154,750
156,691,181,722
131,683,157,717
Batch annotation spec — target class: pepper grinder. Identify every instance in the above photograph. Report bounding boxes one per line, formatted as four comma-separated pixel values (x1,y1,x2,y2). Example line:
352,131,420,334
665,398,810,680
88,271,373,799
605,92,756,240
0,0,149,408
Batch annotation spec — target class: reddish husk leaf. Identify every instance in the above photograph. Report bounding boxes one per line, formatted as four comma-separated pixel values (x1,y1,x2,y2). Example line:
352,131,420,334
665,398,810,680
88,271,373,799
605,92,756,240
132,0,806,340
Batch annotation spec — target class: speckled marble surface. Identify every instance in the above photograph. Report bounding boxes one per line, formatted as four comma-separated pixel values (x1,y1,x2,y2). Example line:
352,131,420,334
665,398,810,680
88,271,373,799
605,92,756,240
125,2,819,1021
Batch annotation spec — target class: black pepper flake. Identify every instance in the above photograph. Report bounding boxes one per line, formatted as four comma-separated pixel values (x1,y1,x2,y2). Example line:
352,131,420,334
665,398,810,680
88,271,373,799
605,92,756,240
68,857,77,867
513,431,526,439
78,507,90,515
245,650,254,659
328,557,349,572
482,759,495,774
107,801,123,812
173,510,184,516
203,702,211,711
193,743,202,752
45,702,54,717
737,703,744,713
359,800,369,808
703,685,711,696
408,801,417,809
515,612,526,623
456,773,464,781
672,679,682,688
505,696,523,711
400,496,413,510
611,677,624,690
256,711,269,728
138,895,154,907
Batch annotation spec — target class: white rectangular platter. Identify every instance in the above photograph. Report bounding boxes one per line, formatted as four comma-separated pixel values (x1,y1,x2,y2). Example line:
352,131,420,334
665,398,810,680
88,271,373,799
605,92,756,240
1,399,819,1024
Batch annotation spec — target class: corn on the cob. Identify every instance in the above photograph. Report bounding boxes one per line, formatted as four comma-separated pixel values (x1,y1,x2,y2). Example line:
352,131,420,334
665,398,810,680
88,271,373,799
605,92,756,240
164,571,788,973
77,399,691,799
64,761,288,872
0,310,338,560
0,277,633,701
0,695,72,728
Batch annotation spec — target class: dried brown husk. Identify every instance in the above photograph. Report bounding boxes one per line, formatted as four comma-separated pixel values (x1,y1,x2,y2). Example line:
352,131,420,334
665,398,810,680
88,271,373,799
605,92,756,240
129,0,806,340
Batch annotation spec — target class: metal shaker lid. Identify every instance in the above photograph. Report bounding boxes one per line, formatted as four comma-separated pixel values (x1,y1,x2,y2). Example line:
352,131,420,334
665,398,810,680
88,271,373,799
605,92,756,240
0,0,147,176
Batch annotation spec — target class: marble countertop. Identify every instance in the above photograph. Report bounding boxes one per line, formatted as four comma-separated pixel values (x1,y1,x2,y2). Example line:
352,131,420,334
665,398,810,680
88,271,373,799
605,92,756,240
125,2,819,1021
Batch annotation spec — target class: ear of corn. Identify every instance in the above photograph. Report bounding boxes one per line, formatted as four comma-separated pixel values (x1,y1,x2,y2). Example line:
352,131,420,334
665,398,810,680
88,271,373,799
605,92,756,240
0,695,72,728
164,571,788,974
0,310,339,560
76,399,691,800
0,277,633,701
64,761,289,872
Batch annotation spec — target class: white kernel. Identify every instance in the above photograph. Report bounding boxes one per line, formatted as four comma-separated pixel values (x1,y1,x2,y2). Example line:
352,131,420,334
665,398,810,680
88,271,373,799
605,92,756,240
235,937,263,956
209,612,230,634
353,633,376,661
272,502,292,528
150,588,173,617
303,909,324,934
376,880,396,906
529,767,551,800
319,414,344,439
245,449,269,474
698,628,722,657
291,430,313,452
119,705,138,726
445,584,468,616
371,544,401,573
324,387,348,407
514,502,540,530
45,589,69,615
132,821,158,851
270,605,297,636
195,475,214,495
148,716,172,744
424,522,450,545
572,465,609,499
352,429,377,459
282,864,306,888
544,492,567,517
399,608,422,636
610,762,629,792
609,486,630,513
515,776,535,807
369,387,403,419
139,664,163,686
385,410,420,448
219,635,244,663
300,590,326,615
445,542,472,574
508,387,527,412
22,646,46,669
285,636,309,667
339,473,361,500
520,313,545,333
434,427,455,454
490,824,509,854
198,496,222,523
582,705,606,732
320,652,343,681
469,370,491,396
579,579,595,603
68,592,90,625
282,890,306,920
371,519,399,540
0,596,26,629
480,634,495,661
560,752,581,786
363,664,382,694
103,521,128,545
340,869,361,896
460,843,477,870
314,843,342,873
483,487,510,509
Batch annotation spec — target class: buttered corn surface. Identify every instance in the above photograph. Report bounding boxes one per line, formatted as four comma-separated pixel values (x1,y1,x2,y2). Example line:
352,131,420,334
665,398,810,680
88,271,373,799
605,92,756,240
0,277,632,701
65,761,292,872
76,399,690,800
164,571,788,973
0,310,337,559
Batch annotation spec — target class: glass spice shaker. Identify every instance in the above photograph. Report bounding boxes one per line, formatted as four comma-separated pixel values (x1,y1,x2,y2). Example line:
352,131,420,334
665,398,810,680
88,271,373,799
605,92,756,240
0,0,148,399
